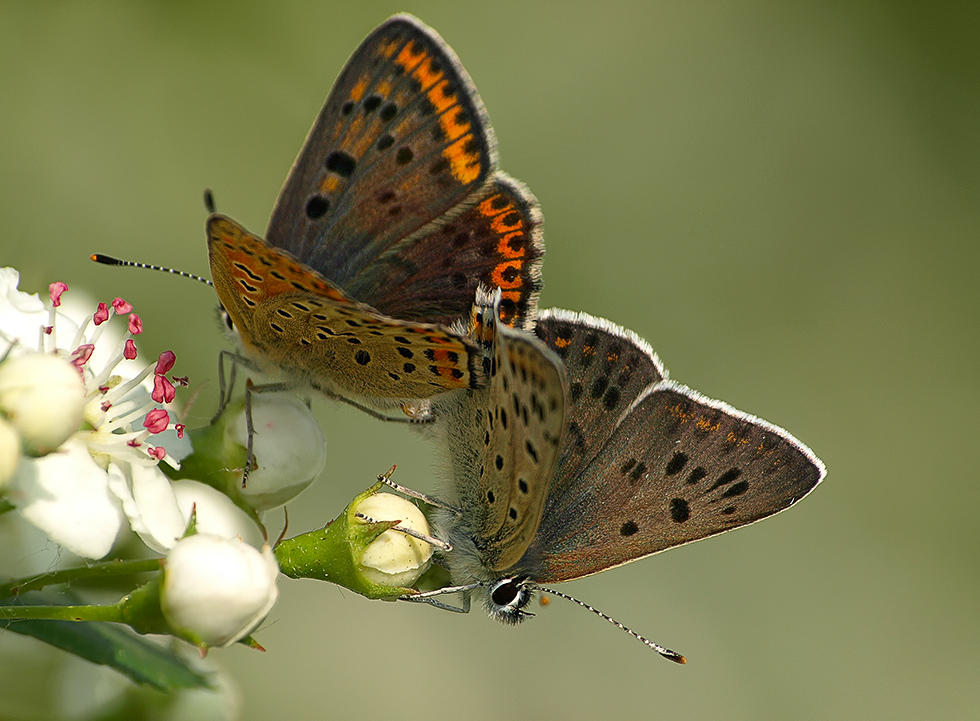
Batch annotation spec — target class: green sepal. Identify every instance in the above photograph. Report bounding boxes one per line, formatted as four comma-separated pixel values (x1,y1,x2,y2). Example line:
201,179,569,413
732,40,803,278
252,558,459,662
117,576,171,637
237,635,265,651
274,481,419,599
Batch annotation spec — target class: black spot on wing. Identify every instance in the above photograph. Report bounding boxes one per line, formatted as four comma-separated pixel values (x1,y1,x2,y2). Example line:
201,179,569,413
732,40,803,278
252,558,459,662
670,498,690,523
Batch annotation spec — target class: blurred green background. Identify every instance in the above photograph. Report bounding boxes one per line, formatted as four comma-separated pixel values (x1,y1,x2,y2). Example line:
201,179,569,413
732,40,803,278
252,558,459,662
1,1,978,719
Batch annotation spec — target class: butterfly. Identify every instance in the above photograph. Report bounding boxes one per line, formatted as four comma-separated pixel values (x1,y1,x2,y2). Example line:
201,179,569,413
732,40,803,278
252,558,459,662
207,14,544,416
419,291,825,658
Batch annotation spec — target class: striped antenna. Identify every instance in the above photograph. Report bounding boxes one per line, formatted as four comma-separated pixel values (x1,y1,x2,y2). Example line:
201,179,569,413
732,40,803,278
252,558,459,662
90,254,213,287
535,585,687,664
91,187,219,286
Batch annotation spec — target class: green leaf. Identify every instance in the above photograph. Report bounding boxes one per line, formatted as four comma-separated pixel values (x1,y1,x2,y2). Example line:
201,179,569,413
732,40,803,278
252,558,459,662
0,591,212,692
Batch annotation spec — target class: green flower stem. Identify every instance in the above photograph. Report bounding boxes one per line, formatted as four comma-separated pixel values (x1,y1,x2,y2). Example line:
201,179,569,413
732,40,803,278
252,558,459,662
0,603,125,623
1,576,171,636
0,558,163,598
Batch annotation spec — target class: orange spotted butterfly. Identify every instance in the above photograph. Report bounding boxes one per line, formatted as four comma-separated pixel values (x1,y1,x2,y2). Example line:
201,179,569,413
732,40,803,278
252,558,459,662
209,14,544,415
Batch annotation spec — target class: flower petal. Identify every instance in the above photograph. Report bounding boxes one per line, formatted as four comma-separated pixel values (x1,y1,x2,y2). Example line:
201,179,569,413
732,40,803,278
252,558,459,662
9,439,124,559
0,268,77,351
108,461,185,554
171,480,265,548
355,492,434,588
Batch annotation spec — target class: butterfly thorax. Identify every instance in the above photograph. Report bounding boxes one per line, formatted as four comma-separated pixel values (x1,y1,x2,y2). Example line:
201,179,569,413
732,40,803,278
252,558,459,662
429,290,568,617
429,507,536,625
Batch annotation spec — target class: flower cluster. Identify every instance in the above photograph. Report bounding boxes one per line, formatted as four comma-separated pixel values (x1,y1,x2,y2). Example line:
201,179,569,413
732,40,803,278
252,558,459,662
0,269,298,649
0,268,191,558
1,267,435,668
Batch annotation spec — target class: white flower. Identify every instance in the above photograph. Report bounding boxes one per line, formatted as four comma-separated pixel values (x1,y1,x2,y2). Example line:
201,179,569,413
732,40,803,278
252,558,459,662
227,392,326,511
109,467,264,554
0,268,189,559
0,267,76,351
162,534,279,648
355,492,434,588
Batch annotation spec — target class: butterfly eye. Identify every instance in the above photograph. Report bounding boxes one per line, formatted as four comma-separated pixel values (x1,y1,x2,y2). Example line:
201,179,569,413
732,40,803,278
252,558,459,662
486,578,533,625
217,305,236,333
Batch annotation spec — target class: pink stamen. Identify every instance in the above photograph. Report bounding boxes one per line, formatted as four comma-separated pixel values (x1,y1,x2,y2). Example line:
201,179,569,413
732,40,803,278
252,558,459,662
112,297,133,314
143,408,170,434
154,350,176,376
43,326,53,335
48,282,68,307
175,423,186,439
128,313,143,335
70,344,95,370
147,446,166,461
128,438,142,448
98,385,110,394
124,339,138,360
93,302,110,325
101,401,112,412
171,375,189,386
152,375,176,404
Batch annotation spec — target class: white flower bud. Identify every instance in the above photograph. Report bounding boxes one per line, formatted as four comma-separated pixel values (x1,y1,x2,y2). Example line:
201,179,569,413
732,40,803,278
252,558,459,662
227,393,326,510
0,416,20,489
355,492,434,588
0,353,85,455
162,534,279,648
171,480,265,548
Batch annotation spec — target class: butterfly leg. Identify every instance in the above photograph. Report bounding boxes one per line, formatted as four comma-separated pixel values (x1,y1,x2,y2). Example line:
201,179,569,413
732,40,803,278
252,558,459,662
215,352,433,426
375,467,462,515
212,349,261,423
213,349,238,423
240,378,295,487
354,511,452,551
400,585,477,614
313,389,435,425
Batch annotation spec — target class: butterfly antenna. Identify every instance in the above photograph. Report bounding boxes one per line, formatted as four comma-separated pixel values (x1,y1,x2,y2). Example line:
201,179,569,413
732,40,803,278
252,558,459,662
90,254,214,287
203,188,217,213
535,585,687,664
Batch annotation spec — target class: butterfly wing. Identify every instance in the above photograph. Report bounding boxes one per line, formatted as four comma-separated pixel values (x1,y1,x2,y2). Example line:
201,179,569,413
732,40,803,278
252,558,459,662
266,14,496,291
511,312,825,583
434,292,566,575
355,173,544,330
535,309,666,489
209,215,482,401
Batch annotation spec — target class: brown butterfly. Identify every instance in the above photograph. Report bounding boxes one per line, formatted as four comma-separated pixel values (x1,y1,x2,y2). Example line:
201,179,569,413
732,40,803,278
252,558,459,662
208,14,544,415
